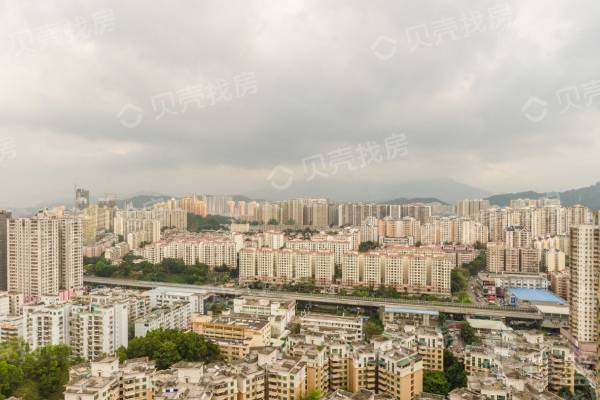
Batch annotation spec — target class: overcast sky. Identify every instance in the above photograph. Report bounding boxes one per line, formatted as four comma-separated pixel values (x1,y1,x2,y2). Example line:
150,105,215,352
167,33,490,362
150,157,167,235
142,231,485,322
1,0,600,206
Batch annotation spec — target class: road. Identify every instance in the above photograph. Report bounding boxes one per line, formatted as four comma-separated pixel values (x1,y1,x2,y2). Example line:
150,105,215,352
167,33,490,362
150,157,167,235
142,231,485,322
83,276,543,320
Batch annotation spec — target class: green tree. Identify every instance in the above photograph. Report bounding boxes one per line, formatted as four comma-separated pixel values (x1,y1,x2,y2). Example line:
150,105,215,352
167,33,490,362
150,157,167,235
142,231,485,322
0,360,24,397
116,346,128,363
25,345,71,399
423,370,450,395
461,321,477,345
187,214,232,232
0,340,82,400
558,387,572,399
305,389,321,400
177,331,220,361
358,241,379,252
443,350,467,390
364,317,384,340
451,269,467,293
462,253,486,276
457,291,472,304
210,301,226,315
125,329,220,369
13,380,41,400
155,342,181,370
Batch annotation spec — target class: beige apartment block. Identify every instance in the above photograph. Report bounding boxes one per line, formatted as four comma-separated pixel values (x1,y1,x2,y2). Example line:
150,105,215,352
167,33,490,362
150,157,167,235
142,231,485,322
192,314,271,362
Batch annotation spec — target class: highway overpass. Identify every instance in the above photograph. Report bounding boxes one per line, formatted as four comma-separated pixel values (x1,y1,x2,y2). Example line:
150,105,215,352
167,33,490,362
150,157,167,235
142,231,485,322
83,276,543,320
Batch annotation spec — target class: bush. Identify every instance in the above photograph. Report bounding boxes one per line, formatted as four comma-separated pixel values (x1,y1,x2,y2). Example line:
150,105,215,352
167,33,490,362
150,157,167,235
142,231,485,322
423,370,450,395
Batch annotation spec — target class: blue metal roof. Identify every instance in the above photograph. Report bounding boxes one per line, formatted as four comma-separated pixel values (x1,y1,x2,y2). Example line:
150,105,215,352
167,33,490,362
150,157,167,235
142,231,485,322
508,288,566,304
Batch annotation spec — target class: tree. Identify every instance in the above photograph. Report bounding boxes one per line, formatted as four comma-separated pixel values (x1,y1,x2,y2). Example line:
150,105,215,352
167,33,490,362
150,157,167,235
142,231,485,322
187,214,232,232
443,350,467,390
155,342,181,370
210,301,226,315
289,323,301,334
116,346,128,363
25,345,71,399
457,291,471,304
0,340,82,400
462,253,486,276
305,389,322,400
461,321,477,345
451,269,468,293
13,380,42,400
423,370,450,395
178,332,215,361
363,317,384,340
124,329,220,370
0,360,24,397
358,241,379,252
558,387,572,399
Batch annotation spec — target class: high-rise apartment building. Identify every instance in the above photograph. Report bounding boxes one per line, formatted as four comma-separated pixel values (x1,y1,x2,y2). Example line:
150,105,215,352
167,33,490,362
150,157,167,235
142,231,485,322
341,250,452,295
69,302,129,360
22,301,69,349
360,216,379,243
568,225,599,369
454,199,490,219
75,187,90,210
486,242,539,274
205,195,233,216
8,217,60,297
0,210,11,291
504,225,531,248
59,218,83,292
7,215,83,298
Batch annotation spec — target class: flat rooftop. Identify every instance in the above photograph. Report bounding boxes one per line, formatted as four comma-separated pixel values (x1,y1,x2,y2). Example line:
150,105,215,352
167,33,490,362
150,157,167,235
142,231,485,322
534,304,569,315
145,287,209,295
466,318,512,331
211,314,270,330
384,306,439,316
508,288,566,304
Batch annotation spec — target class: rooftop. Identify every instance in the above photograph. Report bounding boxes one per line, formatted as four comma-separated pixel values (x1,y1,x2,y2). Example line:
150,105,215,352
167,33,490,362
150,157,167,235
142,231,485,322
508,288,566,305
466,318,512,331
384,306,439,316
534,304,569,315
211,314,270,330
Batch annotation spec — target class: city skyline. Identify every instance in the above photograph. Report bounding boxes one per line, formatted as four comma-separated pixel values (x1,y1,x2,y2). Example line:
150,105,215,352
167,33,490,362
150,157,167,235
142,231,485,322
0,2,598,399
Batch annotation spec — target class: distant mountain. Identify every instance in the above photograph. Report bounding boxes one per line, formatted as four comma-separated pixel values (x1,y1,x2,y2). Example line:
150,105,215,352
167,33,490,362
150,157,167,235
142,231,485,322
246,177,491,204
486,182,600,209
559,182,600,209
231,194,260,202
384,197,448,205
118,194,172,208
485,191,545,207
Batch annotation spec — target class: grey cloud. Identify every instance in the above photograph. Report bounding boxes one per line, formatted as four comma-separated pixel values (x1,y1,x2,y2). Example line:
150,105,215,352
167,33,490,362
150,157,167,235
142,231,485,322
0,0,599,205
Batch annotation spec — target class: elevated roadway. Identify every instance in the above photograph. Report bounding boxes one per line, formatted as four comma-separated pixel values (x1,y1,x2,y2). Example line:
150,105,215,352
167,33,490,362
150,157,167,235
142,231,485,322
83,276,543,320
